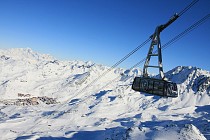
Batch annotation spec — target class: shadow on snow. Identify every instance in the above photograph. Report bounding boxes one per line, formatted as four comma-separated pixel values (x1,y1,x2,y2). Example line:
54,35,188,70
16,105,210,140
16,127,127,140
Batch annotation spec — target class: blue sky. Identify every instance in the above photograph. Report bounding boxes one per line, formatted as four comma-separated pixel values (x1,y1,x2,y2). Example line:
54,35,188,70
0,0,210,73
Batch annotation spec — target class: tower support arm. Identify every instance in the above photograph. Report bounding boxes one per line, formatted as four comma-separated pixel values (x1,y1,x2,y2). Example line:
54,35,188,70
159,13,179,32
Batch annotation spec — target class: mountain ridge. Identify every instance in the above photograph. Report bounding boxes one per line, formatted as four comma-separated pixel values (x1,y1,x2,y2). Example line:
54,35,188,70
0,48,209,140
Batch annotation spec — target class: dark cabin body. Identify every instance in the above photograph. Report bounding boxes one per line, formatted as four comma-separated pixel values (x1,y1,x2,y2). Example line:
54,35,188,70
132,77,178,97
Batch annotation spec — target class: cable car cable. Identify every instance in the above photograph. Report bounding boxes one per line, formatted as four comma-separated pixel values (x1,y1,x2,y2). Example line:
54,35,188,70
162,14,210,51
178,0,199,17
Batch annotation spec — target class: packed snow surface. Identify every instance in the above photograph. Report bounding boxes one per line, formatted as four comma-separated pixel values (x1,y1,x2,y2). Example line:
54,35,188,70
0,48,209,140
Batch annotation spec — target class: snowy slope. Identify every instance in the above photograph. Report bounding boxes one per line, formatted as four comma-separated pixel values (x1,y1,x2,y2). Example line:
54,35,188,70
0,48,209,140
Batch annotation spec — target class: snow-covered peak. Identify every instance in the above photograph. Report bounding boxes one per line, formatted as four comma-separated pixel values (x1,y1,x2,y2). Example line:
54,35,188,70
165,66,210,93
166,66,209,82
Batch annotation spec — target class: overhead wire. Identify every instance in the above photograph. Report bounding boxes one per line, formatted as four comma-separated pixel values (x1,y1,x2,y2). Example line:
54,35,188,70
178,0,199,16
162,14,210,51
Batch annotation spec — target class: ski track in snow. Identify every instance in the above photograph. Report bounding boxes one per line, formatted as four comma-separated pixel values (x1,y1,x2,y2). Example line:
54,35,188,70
0,48,209,140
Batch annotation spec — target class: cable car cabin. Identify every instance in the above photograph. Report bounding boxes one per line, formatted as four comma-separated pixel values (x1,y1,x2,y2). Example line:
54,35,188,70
131,13,180,97
132,77,178,97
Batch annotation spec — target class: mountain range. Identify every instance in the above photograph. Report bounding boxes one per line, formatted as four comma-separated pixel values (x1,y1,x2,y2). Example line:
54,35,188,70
0,48,209,140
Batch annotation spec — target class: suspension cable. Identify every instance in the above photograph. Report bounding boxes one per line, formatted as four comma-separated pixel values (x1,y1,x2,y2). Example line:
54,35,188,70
178,0,199,16
162,14,210,51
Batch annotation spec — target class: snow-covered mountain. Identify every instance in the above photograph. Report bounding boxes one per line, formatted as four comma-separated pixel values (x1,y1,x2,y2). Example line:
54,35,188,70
0,48,209,140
